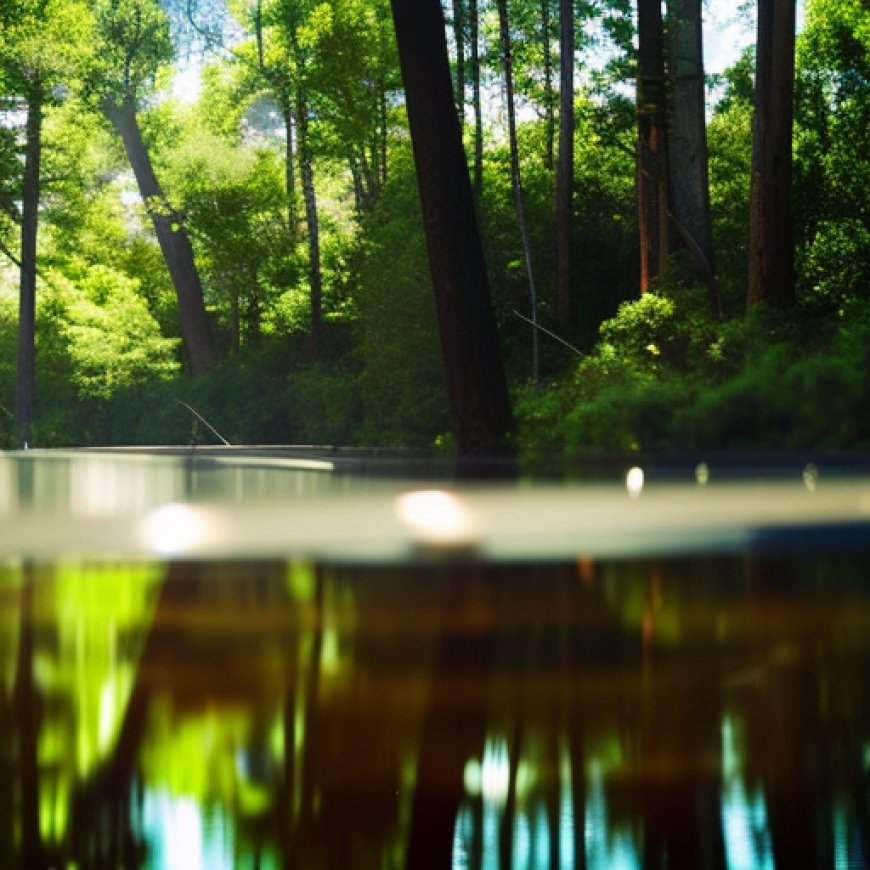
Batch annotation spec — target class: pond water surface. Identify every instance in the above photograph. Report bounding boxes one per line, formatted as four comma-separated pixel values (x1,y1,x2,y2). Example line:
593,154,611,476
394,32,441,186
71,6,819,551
1,449,869,868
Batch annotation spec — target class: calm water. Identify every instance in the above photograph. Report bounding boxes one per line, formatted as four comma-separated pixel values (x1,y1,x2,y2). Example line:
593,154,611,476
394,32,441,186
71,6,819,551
1,450,870,868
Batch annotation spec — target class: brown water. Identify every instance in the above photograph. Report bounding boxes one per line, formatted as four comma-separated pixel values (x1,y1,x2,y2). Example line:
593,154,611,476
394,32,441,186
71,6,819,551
3,553,870,868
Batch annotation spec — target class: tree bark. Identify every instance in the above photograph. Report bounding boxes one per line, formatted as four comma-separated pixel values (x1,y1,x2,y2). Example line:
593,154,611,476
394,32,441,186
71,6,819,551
391,0,514,460
555,0,574,327
103,97,213,375
747,0,796,308
636,0,670,292
667,0,721,315
15,84,42,445
497,0,540,383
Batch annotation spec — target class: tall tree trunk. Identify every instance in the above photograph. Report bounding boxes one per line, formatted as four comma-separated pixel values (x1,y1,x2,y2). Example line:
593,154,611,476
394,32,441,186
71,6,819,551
391,0,514,461
452,0,466,123
747,0,796,308
279,102,299,239
103,97,213,375
555,0,574,327
667,0,721,315
470,0,484,196
296,88,323,356
541,0,556,170
497,0,540,383
636,0,670,292
15,84,41,446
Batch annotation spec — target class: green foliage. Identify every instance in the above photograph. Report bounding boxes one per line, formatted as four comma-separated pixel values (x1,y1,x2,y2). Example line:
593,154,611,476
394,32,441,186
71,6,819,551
794,0,870,311
707,98,752,312
160,120,296,347
89,0,173,104
517,291,870,462
37,264,178,404
1,0,867,456
351,146,450,446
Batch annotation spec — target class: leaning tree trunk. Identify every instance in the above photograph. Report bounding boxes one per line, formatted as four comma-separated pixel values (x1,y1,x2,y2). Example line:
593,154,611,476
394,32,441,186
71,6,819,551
15,83,42,445
497,0,540,383
103,97,213,375
555,0,574,327
636,0,670,292
391,0,514,461
747,0,796,308
667,0,721,315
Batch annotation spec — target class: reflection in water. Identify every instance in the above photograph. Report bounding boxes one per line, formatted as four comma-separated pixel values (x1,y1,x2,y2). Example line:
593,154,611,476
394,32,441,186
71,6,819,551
721,718,774,870
2,556,870,867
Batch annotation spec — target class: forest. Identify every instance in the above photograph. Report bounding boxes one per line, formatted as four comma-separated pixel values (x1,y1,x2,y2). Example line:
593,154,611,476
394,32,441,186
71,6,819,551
0,0,868,463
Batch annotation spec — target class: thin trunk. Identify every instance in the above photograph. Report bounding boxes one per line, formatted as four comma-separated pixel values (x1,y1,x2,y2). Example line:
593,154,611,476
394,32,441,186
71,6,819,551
378,85,389,185
296,88,322,356
498,0,539,383
470,0,484,196
747,0,796,308
541,0,556,170
103,97,213,375
391,0,514,462
452,0,466,123
280,104,299,239
15,85,41,446
667,0,721,315
636,0,670,292
555,0,574,326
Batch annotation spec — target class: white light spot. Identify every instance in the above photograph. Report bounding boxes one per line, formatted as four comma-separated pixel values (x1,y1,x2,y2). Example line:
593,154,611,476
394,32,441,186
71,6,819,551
140,503,215,555
394,489,477,547
625,467,645,499
696,462,710,485
802,462,818,492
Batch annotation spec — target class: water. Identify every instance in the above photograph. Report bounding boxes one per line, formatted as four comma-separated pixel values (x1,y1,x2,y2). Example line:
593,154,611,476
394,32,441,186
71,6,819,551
1,449,869,868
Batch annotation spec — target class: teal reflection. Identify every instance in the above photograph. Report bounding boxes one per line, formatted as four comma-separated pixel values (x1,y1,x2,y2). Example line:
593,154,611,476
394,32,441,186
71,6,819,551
721,717,774,870
585,760,640,870
454,735,642,869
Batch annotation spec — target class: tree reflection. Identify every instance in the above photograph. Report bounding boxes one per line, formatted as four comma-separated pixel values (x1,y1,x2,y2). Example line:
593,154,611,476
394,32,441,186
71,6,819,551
2,554,870,866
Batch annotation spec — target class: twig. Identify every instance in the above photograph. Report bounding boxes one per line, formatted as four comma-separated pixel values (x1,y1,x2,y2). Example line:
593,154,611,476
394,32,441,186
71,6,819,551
175,400,231,445
512,309,584,357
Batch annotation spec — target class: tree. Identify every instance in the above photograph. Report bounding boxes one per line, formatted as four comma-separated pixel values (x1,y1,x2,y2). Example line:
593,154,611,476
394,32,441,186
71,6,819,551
555,0,574,326
92,0,214,374
0,0,91,444
747,0,797,308
390,0,514,461
666,0,721,314
636,0,670,293
497,0,540,382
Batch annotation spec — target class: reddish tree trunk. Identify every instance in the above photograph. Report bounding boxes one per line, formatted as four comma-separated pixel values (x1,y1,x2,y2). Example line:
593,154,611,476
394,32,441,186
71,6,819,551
636,0,670,292
747,0,796,308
